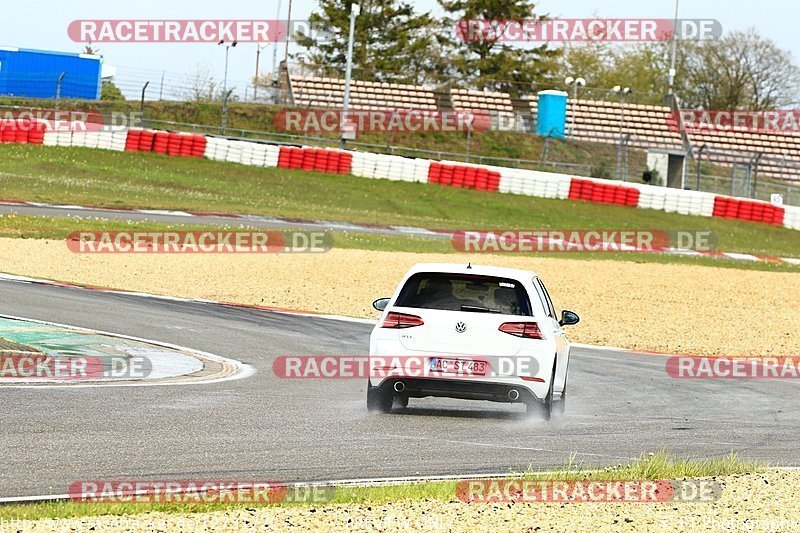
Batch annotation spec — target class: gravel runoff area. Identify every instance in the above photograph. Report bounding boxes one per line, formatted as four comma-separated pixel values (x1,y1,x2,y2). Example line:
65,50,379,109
0,238,798,357
5,471,800,532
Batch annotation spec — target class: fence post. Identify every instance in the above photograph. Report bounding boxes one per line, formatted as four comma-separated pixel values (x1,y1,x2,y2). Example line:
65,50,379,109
695,144,706,191
140,81,150,114
54,72,66,110
750,153,761,199
221,89,235,134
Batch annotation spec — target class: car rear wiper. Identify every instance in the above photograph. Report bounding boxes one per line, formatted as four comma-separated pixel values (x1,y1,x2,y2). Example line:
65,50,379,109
460,305,500,313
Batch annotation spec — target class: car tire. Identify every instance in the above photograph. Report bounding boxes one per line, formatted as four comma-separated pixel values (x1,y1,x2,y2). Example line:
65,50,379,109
553,381,566,417
393,395,409,409
366,381,393,413
526,363,555,420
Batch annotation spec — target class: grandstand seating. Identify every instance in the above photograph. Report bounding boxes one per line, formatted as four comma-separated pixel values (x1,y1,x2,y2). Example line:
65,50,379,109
288,72,800,181
528,97,683,150
290,75,436,111
450,87,515,124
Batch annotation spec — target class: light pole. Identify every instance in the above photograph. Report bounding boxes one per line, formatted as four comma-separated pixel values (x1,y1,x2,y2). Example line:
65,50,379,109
667,0,680,100
564,76,585,137
218,40,237,100
339,3,360,150
272,0,283,79
613,85,631,180
254,42,268,100
283,0,293,65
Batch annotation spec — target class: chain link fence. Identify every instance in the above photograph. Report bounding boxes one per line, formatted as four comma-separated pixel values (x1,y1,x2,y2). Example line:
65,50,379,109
686,147,800,204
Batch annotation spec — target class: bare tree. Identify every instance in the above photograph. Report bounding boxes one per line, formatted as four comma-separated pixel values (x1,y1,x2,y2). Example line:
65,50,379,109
82,42,100,55
679,29,800,110
182,63,219,101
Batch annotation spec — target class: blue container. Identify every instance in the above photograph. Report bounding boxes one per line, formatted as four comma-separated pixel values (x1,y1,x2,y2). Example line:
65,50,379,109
0,47,102,100
536,90,568,138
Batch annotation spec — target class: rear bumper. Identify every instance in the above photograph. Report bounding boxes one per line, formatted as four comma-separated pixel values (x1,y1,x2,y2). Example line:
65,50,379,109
374,376,540,404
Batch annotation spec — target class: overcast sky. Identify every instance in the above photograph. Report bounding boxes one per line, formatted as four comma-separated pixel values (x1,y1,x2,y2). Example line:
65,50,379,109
3,0,797,96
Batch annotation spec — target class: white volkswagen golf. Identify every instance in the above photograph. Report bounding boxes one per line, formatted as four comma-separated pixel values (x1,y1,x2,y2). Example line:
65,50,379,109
368,263,579,419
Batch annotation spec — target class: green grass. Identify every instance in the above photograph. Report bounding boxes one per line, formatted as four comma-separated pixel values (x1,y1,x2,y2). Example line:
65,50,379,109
0,452,765,520
1,215,798,272
1,143,800,260
7,96,796,195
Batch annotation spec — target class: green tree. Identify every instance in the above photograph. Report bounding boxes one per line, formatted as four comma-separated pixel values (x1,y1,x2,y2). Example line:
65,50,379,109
559,41,673,104
437,0,561,96
296,0,436,84
558,28,800,109
100,80,125,101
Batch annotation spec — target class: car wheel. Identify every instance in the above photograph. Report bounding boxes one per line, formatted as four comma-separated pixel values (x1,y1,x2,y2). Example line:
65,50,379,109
366,381,393,413
393,395,409,409
525,364,555,420
553,381,566,417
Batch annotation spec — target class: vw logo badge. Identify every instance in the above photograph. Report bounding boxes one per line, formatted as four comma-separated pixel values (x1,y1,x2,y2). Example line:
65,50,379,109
455,321,467,333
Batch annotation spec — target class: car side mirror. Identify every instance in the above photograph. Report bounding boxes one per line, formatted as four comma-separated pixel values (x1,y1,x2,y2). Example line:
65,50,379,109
559,310,580,327
372,298,390,311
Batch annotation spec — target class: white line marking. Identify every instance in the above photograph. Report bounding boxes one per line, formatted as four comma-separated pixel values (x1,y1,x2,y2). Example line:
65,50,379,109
662,248,703,256
138,209,193,217
572,342,631,353
318,220,368,231
0,469,602,504
722,252,760,261
390,225,440,235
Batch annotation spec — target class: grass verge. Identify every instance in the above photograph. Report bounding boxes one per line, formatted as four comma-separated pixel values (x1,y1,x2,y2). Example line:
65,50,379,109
0,452,765,521
1,214,798,272
1,145,800,258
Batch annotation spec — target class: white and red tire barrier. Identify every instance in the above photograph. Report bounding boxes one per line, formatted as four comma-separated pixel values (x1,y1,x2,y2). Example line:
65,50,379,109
1,122,797,232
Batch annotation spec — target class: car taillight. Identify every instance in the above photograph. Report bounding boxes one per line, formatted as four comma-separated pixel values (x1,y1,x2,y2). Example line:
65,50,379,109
498,322,543,339
381,312,424,329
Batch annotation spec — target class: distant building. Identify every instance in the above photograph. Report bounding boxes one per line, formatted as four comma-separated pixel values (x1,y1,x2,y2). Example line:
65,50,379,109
0,46,102,100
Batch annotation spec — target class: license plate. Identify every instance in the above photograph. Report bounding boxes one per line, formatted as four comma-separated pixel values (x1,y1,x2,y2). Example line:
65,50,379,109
429,358,487,376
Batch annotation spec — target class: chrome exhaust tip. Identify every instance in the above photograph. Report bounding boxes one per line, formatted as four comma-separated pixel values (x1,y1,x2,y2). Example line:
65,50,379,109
393,381,406,393
508,389,520,401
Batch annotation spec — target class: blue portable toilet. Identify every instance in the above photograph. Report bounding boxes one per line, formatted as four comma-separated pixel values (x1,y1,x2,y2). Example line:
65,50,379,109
536,89,568,138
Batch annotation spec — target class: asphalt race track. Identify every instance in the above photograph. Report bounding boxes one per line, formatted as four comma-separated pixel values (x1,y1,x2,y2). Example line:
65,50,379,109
0,202,448,240
1,278,799,499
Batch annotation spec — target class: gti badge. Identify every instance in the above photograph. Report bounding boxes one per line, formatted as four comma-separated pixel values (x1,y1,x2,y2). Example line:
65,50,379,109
455,321,467,333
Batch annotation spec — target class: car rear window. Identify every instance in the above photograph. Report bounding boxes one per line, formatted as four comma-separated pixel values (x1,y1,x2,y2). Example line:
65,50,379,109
395,273,532,316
